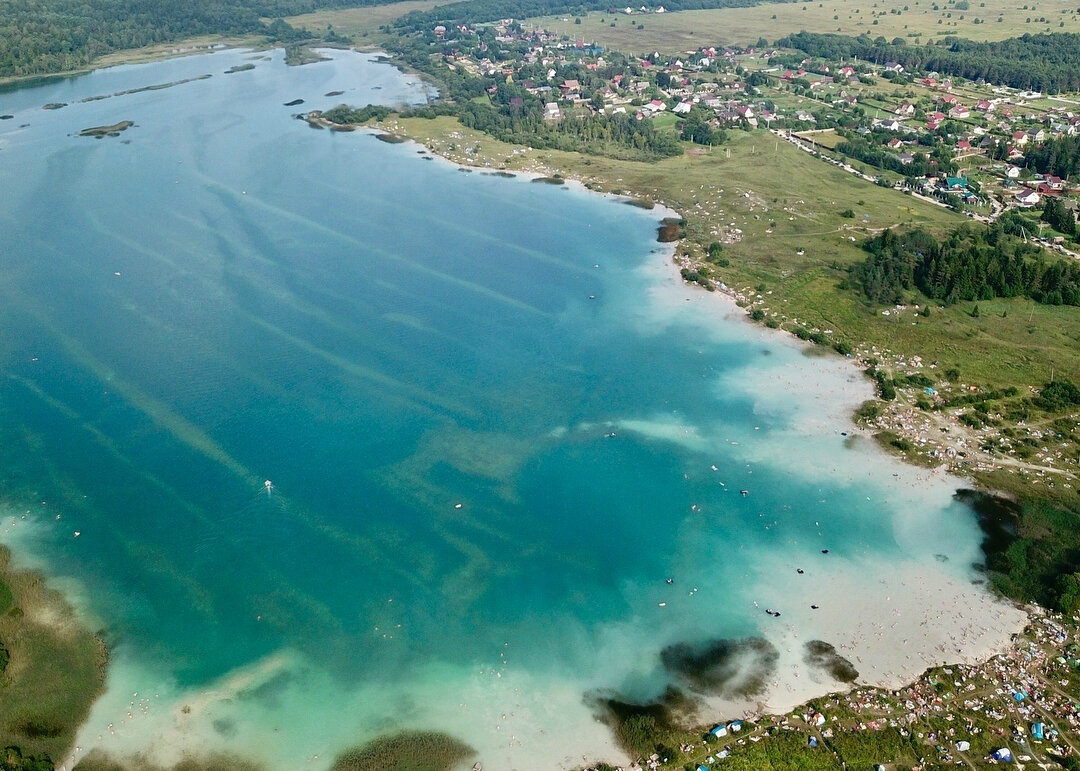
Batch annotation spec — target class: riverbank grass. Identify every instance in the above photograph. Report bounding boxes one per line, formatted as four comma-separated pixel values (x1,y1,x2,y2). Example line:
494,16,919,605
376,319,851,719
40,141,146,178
0,546,106,762
373,116,1080,391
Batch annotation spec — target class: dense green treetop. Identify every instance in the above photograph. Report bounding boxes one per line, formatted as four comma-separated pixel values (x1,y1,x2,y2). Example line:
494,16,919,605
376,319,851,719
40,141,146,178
0,0,383,77
777,31,1080,93
853,219,1080,307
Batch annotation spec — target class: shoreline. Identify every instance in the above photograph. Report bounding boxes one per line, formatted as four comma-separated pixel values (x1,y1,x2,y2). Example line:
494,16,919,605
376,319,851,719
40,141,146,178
337,103,1044,742
345,108,1069,502
0,43,1062,771
0,38,264,89
326,108,1036,744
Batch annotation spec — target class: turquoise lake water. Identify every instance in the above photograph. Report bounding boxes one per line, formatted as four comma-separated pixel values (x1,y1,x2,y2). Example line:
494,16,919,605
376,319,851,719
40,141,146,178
0,48,1014,769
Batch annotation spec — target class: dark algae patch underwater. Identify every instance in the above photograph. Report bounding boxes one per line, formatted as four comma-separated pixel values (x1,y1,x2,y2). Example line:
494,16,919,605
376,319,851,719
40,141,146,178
331,731,475,771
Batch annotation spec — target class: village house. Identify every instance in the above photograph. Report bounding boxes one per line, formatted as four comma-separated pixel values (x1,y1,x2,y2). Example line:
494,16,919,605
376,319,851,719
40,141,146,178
1015,189,1040,206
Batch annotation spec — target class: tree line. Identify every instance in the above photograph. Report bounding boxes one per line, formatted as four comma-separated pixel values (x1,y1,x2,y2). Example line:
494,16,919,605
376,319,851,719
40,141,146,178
835,135,956,178
851,219,1080,307
390,0,787,33
0,0,385,77
777,31,1080,94
1025,135,1080,180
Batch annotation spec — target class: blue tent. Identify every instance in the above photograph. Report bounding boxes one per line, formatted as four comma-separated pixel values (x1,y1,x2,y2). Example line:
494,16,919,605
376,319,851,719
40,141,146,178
1031,722,1045,740
993,747,1013,762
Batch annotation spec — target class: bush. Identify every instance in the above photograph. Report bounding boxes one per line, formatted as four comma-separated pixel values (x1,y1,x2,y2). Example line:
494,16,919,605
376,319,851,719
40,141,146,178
751,309,766,321
619,715,661,755
1034,379,1080,411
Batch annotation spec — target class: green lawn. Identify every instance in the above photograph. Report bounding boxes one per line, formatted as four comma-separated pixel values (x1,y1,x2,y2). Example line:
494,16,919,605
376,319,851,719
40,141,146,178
285,1,440,44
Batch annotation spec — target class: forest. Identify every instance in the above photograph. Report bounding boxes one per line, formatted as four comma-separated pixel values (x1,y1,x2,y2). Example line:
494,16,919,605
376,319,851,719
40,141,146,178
777,32,1080,94
0,0,785,78
851,219,1080,307
0,0,372,77
1025,135,1080,180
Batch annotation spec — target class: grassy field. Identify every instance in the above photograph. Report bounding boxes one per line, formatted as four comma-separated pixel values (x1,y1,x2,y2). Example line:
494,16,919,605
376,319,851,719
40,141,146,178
369,115,1080,388
89,36,264,69
285,1,440,42
532,0,1080,53
0,546,106,763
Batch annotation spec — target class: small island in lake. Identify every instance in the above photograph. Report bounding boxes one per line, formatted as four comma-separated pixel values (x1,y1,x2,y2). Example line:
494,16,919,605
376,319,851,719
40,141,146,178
79,121,134,138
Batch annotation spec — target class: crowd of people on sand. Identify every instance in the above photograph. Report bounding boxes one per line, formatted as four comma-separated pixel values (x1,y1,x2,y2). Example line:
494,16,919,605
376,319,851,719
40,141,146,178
612,609,1080,771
